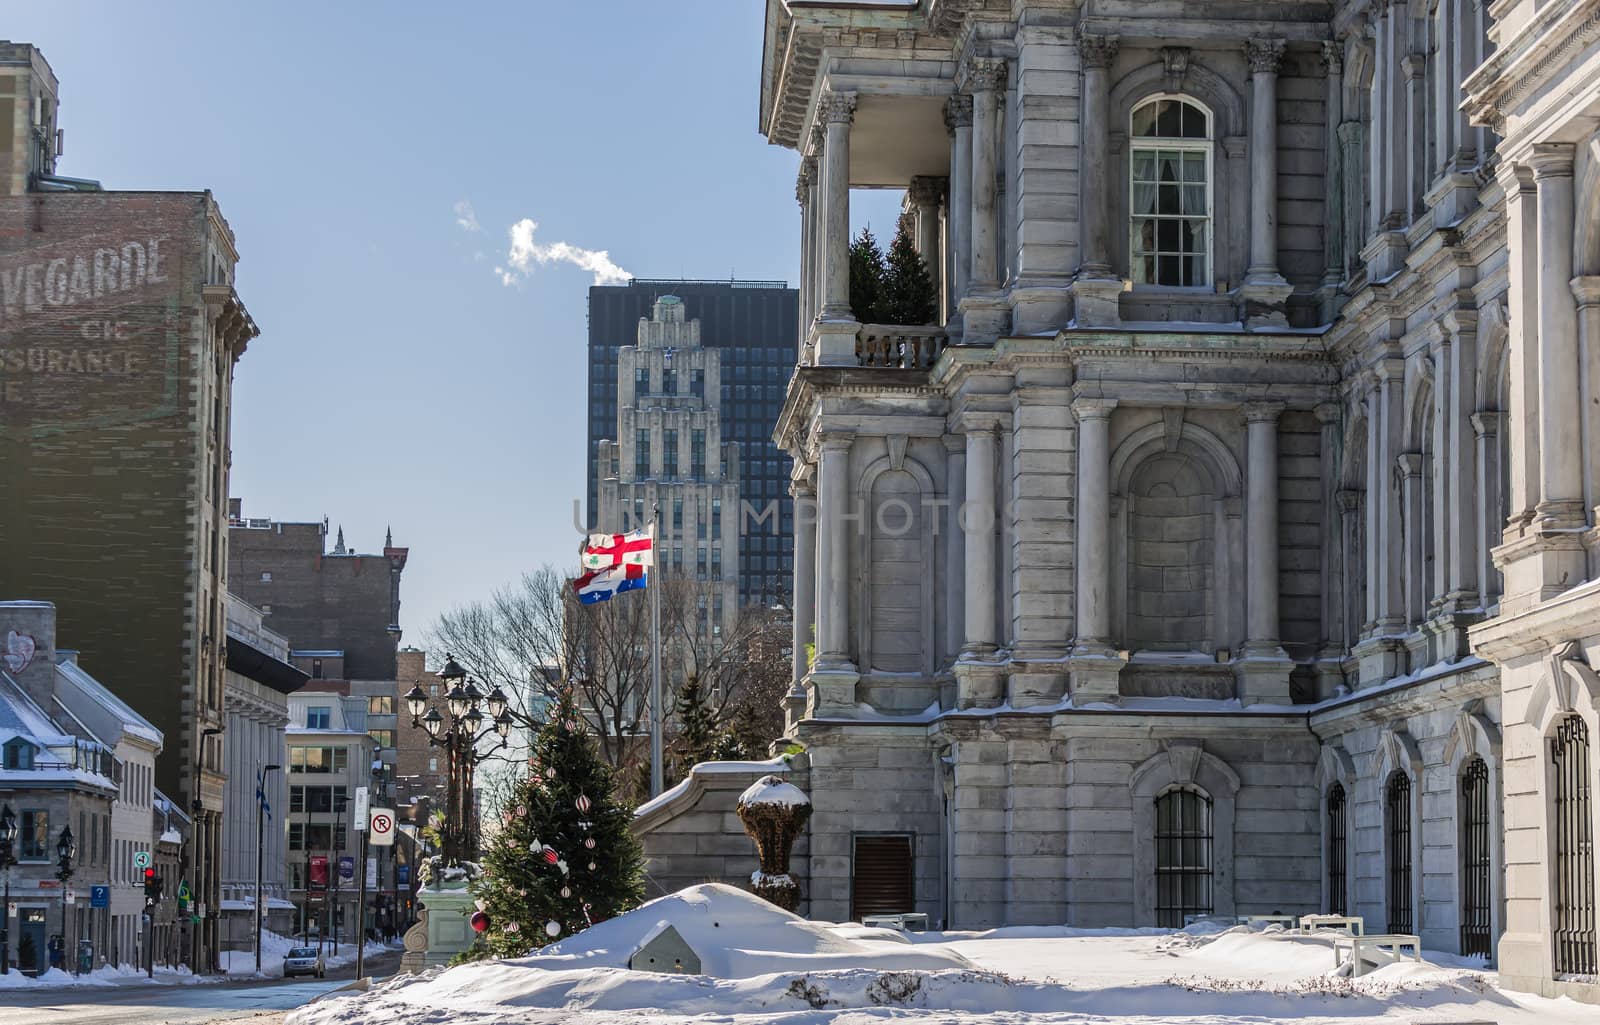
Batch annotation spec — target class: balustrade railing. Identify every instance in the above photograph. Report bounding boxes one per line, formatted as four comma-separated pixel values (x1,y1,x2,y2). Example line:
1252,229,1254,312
856,324,947,370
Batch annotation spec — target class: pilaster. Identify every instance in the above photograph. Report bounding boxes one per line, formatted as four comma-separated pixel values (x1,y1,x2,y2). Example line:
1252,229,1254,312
1068,397,1123,704
1241,39,1293,330
1071,30,1123,329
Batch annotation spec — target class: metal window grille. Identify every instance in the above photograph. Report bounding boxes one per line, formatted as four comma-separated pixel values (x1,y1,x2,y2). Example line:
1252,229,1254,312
1386,772,1413,934
1460,757,1494,959
1327,783,1348,916
1155,786,1213,927
851,835,914,922
1552,715,1596,977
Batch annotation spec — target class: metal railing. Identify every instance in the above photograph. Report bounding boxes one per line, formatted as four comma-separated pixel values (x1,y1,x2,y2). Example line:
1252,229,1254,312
856,324,947,370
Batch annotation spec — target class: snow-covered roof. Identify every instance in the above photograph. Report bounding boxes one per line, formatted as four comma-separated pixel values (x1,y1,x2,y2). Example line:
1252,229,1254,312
53,658,163,748
0,670,118,795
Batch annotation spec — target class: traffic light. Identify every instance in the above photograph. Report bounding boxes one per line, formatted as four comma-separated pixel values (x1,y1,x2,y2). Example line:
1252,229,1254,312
143,868,162,905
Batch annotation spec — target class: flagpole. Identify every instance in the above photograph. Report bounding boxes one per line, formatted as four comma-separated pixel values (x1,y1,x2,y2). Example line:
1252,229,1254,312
649,502,664,798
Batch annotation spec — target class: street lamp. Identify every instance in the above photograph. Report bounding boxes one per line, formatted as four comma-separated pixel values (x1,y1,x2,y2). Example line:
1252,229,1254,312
405,654,513,867
0,805,17,975
254,764,281,975
55,825,75,975
193,725,223,976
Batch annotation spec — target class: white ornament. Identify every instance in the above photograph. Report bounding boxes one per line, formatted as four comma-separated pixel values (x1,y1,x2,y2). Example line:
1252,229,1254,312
545,920,561,937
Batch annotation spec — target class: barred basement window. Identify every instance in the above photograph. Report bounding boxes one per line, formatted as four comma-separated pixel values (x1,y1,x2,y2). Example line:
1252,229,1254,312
1154,786,1213,928
1386,772,1413,934
1551,715,1596,977
1327,783,1348,916
1460,757,1493,959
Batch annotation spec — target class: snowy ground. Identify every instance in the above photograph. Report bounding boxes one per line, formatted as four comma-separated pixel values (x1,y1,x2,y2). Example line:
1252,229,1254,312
0,930,395,989
288,885,1595,1025
0,960,204,990
220,929,397,979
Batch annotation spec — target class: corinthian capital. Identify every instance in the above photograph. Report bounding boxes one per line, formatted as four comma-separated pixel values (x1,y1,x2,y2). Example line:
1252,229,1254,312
1245,38,1287,75
1078,30,1119,70
796,156,816,204
944,94,973,132
961,57,1007,93
907,175,946,207
1320,39,1344,76
819,90,857,126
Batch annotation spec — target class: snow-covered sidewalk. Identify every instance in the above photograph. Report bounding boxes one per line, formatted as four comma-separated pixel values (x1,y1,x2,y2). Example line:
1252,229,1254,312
220,929,398,979
0,962,206,990
288,885,1595,1025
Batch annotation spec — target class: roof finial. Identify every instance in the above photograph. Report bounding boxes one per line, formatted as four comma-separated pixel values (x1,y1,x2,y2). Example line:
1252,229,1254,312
334,526,347,555
386,525,393,548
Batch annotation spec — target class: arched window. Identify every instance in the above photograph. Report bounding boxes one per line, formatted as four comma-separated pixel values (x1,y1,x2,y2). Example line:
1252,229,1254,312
1551,715,1596,976
1154,786,1213,927
1460,757,1493,958
1386,772,1413,934
1327,783,1348,916
1129,97,1212,288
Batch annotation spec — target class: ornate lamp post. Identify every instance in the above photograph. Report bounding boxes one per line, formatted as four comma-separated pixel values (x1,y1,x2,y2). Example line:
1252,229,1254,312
0,805,17,975
55,825,75,975
404,655,511,867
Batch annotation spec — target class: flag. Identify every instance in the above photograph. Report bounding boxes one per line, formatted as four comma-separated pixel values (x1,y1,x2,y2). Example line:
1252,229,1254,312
581,526,655,570
573,563,647,604
256,769,271,820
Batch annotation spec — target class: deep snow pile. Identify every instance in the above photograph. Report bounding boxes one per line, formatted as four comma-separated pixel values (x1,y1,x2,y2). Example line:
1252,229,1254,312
287,889,1595,1025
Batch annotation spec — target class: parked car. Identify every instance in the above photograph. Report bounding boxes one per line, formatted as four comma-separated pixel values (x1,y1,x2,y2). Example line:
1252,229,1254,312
283,946,326,978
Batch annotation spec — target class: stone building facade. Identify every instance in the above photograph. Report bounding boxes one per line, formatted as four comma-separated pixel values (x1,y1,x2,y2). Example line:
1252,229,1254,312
0,42,256,973
632,0,1600,1004
597,295,741,637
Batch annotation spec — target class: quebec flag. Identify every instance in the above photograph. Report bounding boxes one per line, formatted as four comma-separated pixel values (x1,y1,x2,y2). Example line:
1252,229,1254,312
573,563,647,604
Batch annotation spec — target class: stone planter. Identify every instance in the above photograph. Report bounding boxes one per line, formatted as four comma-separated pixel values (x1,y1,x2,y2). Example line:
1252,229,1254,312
735,775,812,912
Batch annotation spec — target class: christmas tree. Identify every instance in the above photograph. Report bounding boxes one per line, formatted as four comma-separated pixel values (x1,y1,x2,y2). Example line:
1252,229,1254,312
472,687,645,956
849,225,886,323
879,213,939,326
671,674,720,780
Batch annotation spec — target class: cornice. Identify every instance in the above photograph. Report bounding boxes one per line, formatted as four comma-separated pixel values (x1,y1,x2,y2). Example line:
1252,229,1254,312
1463,0,1600,134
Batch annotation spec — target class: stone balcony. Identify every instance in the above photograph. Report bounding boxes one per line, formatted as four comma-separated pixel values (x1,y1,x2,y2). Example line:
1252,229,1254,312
856,323,948,370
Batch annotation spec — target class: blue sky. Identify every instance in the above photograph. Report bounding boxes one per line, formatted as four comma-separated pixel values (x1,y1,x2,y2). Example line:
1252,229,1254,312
13,2,903,641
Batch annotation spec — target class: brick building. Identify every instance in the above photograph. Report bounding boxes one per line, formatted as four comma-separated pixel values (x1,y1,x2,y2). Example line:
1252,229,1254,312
0,42,256,972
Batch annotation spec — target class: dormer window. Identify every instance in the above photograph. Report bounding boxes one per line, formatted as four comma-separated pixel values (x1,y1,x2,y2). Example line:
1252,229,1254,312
3,738,34,771
1130,97,1213,289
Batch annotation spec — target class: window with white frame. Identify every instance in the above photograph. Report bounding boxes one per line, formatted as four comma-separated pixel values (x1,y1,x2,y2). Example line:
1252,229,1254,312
1129,97,1212,288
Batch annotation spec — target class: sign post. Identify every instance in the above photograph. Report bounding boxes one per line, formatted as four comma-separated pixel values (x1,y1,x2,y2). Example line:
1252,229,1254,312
353,787,369,981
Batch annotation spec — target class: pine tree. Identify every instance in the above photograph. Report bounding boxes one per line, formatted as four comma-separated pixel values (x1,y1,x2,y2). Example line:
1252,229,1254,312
472,688,644,956
879,213,939,326
671,674,720,779
849,225,886,323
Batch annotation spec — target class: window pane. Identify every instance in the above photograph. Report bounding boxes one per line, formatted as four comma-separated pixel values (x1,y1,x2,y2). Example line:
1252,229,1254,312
1159,255,1181,282
1156,100,1182,137
1159,154,1182,182
1182,152,1206,183
1182,104,1208,139
1158,184,1180,215
1181,185,1206,215
1132,103,1158,137
1133,183,1156,215
1157,219,1181,250
1186,254,1208,287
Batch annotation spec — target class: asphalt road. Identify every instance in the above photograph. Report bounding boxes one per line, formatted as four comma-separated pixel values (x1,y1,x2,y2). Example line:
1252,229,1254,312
0,951,402,1025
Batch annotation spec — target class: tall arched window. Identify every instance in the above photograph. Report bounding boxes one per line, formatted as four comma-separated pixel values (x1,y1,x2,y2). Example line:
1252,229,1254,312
1327,783,1348,916
1154,786,1213,927
1130,98,1212,289
1551,715,1596,976
1460,757,1493,958
1386,772,1413,934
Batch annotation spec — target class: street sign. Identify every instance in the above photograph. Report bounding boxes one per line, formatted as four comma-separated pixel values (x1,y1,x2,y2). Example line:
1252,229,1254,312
64,888,76,905
369,808,396,847
133,850,151,870
90,886,110,909
353,786,370,831
338,856,355,882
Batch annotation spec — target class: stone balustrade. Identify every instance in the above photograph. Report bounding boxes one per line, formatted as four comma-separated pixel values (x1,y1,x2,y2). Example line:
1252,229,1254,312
856,324,948,369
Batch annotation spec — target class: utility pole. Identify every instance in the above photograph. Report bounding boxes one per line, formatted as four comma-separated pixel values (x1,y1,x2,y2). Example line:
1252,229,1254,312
353,785,370,979
649,504,663,797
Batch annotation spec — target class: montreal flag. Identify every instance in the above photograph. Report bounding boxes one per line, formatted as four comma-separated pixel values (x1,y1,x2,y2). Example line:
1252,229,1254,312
580,527,655,571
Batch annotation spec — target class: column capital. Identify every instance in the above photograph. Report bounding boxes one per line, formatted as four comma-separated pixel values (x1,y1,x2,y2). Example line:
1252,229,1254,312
943,433,966,454
808,123,825,156
907,175,946,208
1337,488,1363,512
944,94,973,132
1400,50,1427,80
1071,397,1118,421
1527,142,1575,179
1245,38,1286,75
817,431,854,452
1313,402,1341,425
789,476,816,499
1241,400,1286,424
1571,275,1600,307
1078,30,1119,69
1438,305,1479,338
959,57,1007,93
1396,451,1424,478
1320,39,1344,76
1373,354,1406,384
796,157,816,204
1470,410,1506,438
819,90,858,126
958,410,1007,435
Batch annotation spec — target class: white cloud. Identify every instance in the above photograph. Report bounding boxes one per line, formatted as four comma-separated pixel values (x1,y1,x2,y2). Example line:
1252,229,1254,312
453,200,481,233
498,218,631,287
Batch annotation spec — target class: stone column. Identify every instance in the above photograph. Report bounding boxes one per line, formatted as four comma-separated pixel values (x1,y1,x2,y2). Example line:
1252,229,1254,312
1471,411,1504,603
1372,360,1406,631
1338,488,1363,649
1433,3,1454,177
1530,145,1584,528
944,435,967,663
1442,311,1479,611
791,478,816,693
1402,50,1427,222
1074,31,1122,326
1381,7,1408,227
909,176,945,307
1321,42,1345,287
1242,402,1286,655
1338,120,1364,280
962,419,999,655
1314,403,1344,655
816,92,859,367
796,156,817,344
1071,399,1116,649
814,433,855,669
1500,163,1540,531
1397,451,1425,625
945,96,973,321
1574,276,1600,523
1367,3,1389,237
965,59,1006,292
1243,40,1288,291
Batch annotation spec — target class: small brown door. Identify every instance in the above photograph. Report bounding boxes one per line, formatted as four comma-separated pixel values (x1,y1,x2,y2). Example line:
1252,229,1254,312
851,834,914,921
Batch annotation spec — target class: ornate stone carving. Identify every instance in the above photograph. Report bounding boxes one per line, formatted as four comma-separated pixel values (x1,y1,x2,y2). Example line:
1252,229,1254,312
962,56,1007,93
1078,31,1120,70
1321,39,1344,76
907,175,946,207
795,156,816,205
1246,38,1287,75
1241,400,1286,423
819,90,857,125
944,94,973,131
1159,47,1190,93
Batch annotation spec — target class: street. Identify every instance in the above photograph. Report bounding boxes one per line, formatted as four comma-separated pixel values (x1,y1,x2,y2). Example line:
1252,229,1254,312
0,951,401,1025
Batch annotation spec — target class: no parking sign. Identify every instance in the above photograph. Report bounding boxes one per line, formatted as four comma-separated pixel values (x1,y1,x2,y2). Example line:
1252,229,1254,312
369,807,396,847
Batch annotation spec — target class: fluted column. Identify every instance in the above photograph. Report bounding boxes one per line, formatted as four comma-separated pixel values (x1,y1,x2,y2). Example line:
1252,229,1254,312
1367,2,1390,236
1071,398,1117,647
819,92,857,323
962,419,999,655
1242,402,1285,654
814,433,854,667
1077,32,1118,277
945,97,973,319
1244,39,1287,287
1369,361,1406,633
1338,488,1363,649
1500,163,1540,530
908,176,945,308
796,156,817,344
965,59,1005,292
1530,144,1584,528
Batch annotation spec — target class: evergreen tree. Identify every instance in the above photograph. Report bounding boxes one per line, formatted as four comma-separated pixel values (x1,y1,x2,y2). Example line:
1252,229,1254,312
671,674,720,778
472,688,644,956
848,225,886,323
879,214,939,326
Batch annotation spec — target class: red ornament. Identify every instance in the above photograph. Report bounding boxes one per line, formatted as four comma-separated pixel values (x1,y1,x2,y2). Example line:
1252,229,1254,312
470,910,490,933
544,847,559,864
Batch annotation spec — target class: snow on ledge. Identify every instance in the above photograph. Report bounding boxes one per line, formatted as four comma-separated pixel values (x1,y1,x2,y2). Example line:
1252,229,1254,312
633,756,792,821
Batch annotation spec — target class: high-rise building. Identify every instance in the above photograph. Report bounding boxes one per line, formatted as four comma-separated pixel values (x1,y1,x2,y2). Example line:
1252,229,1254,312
0,42,256,972
587,280,798,608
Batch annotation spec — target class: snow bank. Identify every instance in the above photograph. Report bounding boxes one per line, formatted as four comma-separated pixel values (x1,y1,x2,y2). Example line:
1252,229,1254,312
0,962,201,990
220,929,393,978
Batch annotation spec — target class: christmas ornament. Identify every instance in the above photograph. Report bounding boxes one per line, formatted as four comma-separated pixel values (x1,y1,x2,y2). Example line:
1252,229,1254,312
587,861,596,871
575,794,592,813
545,767,556,780
471,910,490,933
529,840,543,854
505,922,521,934
560,886,571,899
558,859,569,875
543,848,559,865
584,838,596,849
545,920,561,938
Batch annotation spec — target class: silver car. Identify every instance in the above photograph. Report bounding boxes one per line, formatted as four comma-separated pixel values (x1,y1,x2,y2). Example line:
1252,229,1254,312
283,946,326,978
